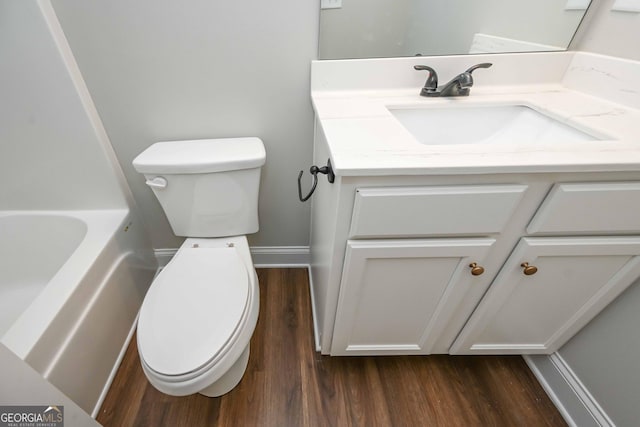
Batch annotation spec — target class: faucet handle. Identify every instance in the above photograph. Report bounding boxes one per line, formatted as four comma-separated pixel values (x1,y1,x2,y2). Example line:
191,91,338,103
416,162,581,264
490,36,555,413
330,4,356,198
465,63,493,74
414,65,438,92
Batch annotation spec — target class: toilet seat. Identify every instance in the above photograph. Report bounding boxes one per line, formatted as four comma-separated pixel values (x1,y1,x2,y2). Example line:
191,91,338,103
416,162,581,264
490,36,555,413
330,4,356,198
137,246,250,377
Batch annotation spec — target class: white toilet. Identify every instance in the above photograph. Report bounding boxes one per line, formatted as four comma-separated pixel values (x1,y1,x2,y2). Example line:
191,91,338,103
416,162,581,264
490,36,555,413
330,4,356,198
132,137,266,397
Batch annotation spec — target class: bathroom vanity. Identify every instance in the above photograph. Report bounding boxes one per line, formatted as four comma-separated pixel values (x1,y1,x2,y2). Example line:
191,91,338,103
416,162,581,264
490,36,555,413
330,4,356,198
308,52,640,356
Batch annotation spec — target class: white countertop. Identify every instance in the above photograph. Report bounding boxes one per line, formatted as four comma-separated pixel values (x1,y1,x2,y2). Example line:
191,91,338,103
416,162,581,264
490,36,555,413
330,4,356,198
311,54,640,176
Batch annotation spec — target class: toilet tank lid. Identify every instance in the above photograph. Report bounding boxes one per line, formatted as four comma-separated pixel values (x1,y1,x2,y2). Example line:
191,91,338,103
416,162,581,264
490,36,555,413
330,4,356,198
132,137,266,174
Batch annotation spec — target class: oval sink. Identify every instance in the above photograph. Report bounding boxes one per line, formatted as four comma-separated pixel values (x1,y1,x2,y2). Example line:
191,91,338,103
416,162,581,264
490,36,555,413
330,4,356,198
388,105,601,145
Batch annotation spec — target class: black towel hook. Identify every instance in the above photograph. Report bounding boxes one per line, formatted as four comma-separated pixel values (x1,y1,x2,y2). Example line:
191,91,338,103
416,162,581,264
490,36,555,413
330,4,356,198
297,158,335,202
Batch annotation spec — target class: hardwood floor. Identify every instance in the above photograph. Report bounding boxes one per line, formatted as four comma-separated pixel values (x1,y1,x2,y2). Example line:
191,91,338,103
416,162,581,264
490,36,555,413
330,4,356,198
97,268,567,427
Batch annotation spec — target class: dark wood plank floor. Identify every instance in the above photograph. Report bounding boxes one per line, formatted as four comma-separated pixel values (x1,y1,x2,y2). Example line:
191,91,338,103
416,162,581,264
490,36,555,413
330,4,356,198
97,268,566,427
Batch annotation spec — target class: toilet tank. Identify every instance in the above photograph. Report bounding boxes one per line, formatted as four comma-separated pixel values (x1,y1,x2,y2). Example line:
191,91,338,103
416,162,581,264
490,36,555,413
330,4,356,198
132,138,266,237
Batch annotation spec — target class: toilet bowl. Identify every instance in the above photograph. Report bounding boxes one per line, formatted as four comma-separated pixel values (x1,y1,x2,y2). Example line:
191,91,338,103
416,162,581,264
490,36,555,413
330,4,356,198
137,236,259,397
132,137,266,397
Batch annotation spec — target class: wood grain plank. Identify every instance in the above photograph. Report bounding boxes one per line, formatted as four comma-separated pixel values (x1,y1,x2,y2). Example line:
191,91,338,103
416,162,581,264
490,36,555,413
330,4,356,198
97,268,566,427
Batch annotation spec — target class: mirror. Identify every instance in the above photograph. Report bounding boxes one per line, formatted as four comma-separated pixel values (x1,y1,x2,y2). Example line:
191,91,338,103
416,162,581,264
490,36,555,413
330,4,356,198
319,0,591,60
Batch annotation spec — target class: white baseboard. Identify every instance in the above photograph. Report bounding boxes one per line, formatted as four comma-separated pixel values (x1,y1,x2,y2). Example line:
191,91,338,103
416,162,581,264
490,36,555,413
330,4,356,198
524,354,614,427
250,246,310,267
154,248,178,267
154,246,311,268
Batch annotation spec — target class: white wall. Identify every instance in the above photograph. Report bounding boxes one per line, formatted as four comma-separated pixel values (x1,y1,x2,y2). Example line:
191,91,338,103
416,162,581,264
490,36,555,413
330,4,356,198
574,0,640,60
50,0,320,250
0,1,127,210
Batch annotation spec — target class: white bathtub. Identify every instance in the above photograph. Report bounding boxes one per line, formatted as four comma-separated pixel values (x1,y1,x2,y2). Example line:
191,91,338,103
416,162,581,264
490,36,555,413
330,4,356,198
0,209,157,415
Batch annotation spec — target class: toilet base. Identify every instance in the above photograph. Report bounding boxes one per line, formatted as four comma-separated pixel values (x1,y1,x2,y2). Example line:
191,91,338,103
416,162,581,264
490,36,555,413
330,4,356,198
199,344,250,397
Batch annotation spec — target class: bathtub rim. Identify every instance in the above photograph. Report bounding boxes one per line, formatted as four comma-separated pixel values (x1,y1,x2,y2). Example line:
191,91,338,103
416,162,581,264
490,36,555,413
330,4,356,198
0,209,130,360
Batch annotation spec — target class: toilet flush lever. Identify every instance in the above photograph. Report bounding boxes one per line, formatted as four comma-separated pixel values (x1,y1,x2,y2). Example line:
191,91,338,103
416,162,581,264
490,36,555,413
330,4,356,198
297,158,335,202
145,176,168,189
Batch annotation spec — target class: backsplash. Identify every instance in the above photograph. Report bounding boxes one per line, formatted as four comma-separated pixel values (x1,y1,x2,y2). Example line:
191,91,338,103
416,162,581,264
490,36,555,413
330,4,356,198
563,52,640,109
311,52,573,92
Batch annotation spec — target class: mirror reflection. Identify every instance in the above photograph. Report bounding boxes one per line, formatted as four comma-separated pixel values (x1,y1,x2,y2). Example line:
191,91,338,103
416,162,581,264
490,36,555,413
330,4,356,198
319,0,591,60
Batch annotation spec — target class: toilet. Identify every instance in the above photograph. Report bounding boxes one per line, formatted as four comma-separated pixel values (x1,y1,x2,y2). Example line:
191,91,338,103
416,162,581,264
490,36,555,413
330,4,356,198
132,137,266,397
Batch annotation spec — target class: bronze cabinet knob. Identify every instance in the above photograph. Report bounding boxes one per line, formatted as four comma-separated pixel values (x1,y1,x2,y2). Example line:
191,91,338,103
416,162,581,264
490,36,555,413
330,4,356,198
521,262,538,275
469,262,485,276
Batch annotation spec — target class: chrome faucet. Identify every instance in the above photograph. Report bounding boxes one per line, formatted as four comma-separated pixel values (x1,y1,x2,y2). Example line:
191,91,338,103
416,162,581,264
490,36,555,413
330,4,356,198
414,63,492,97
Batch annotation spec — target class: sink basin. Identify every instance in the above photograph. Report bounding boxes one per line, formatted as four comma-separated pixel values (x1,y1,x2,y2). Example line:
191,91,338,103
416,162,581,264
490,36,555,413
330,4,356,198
388,105,601,145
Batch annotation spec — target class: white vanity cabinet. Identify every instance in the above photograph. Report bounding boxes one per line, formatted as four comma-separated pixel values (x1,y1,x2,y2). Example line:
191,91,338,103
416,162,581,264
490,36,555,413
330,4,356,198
323,183,530,355
310,172,640,356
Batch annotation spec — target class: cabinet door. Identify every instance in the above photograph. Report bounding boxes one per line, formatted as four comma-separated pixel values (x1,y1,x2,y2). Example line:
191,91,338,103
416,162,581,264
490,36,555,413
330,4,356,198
451,237,640,355
330,238,495,356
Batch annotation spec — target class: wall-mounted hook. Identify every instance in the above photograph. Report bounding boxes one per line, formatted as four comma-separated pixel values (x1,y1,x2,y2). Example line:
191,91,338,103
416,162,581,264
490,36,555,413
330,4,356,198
297,158,335,202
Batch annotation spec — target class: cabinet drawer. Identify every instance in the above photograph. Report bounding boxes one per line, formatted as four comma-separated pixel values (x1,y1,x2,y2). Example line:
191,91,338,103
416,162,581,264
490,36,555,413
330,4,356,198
349,185,527,238
527,182,640,234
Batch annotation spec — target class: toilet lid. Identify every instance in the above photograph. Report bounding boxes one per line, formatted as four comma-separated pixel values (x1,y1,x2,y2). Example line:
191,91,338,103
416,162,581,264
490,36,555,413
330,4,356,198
137,247,249,376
